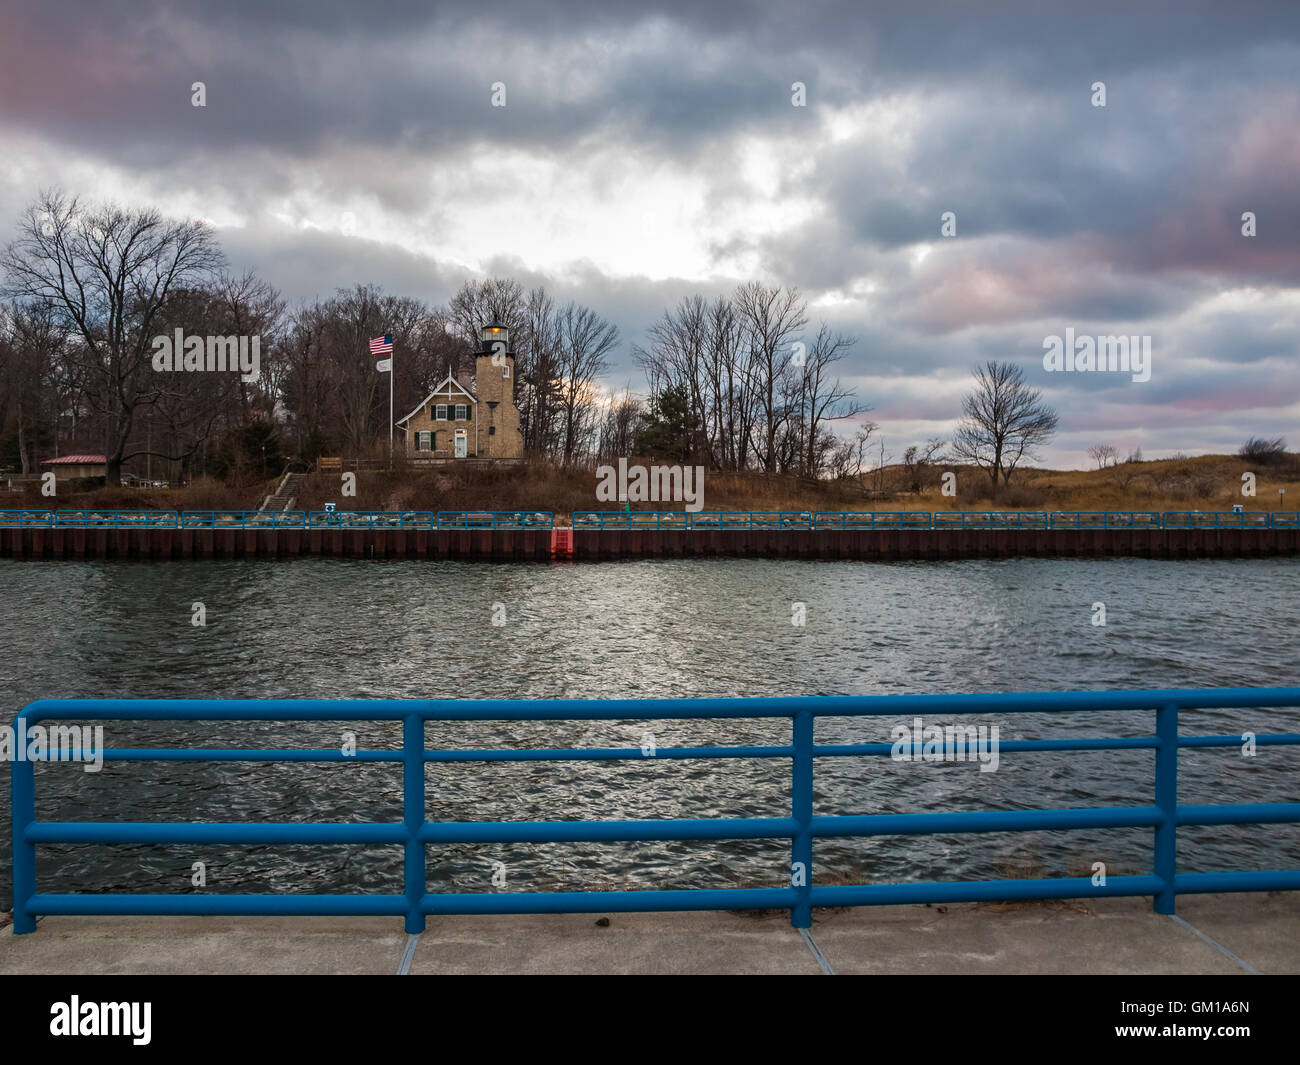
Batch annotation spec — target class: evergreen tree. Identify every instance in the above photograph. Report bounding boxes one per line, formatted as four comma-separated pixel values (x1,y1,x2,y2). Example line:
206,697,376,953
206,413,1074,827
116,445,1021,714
634,384,697,461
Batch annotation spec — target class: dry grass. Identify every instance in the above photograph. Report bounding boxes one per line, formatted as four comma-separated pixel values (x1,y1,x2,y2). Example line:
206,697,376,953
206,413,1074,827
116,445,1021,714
902,453,1300,514
37,452,1300,517
290,464,870,518
47,475,275,513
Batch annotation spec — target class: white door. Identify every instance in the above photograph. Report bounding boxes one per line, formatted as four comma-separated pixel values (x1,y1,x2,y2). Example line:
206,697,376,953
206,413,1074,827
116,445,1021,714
454,430,467,458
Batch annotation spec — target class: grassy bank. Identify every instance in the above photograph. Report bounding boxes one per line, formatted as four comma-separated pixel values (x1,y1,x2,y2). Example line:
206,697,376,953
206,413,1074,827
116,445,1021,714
32,453,1300,519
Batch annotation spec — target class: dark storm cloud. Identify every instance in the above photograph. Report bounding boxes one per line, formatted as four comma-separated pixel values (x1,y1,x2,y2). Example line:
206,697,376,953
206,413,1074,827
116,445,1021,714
1,0,1297,465
217,222,466,307
6,1,1297,161
0,0,811,167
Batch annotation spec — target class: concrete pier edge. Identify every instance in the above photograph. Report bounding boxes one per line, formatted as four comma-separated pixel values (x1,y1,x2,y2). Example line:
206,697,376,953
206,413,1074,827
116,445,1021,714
2,893,1297,975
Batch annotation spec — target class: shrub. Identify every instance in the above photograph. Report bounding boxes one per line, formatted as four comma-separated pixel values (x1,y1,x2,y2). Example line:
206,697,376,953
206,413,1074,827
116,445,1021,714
1239,436,1288,466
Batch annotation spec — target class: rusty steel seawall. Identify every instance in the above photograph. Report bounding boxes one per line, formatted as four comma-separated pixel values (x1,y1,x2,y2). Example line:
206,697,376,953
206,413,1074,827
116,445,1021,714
0,526,554,561
567,527,1300,561
2,526,1298,560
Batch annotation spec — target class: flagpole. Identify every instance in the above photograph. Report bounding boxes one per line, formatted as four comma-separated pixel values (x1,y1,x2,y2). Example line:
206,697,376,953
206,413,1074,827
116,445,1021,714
389,341,394,470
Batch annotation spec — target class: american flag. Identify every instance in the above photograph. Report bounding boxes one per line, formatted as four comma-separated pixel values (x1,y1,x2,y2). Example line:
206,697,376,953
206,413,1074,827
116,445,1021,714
369,333,393,355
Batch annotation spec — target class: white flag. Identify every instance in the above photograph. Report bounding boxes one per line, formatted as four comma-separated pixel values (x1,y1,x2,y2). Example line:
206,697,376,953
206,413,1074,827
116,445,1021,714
376,358,392,372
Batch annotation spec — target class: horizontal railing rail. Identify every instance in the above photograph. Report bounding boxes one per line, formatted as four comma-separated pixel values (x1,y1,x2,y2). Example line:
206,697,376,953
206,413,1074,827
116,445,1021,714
306,510,432,529
1,509,1297,531
1163,510,1279,529
569,510,1300,531
0,510,553,530
434,511,553,530
182,510,307,529
11,688,1300,934
813,511,935,530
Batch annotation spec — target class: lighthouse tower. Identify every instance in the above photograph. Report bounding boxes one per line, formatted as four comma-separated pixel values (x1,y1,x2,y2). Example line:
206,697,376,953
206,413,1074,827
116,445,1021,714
475,319,523,460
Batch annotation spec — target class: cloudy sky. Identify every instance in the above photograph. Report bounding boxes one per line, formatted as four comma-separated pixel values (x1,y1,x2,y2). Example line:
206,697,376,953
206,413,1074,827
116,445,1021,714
1,0,1297,468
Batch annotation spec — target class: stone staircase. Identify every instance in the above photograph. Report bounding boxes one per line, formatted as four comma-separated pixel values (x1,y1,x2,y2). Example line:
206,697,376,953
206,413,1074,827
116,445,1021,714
259,470,306,513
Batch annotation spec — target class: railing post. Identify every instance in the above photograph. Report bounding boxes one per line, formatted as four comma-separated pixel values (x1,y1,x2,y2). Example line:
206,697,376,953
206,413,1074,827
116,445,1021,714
11,713,37,933
403,713,427,934
1154,701,1178,914
791,710,813,928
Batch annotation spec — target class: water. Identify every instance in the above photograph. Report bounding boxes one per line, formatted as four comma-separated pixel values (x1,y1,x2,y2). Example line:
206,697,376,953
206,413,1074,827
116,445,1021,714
1,556,1297,906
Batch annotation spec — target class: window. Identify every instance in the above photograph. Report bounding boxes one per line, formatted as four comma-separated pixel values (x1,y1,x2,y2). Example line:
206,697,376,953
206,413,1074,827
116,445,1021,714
416,431,431,452
502,364,510,379
455,404,468,421
488,426,495,436
435,404,447,421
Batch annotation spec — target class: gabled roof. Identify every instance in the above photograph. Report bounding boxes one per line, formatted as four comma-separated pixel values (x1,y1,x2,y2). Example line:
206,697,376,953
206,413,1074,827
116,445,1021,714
395,374,477,425
42,454,107,465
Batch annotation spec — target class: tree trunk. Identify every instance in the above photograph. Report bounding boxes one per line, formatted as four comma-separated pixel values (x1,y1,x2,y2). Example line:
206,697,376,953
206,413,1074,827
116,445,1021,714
17,398,29,475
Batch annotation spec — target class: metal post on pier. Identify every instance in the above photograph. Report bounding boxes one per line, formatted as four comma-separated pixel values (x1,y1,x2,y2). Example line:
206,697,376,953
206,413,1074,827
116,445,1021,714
403,713,427,934
791,710,814,928
1153,702,1179,915
11,712,37,934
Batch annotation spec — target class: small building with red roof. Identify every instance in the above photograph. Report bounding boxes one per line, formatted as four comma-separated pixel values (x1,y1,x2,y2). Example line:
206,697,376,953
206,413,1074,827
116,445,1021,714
40,455,107,481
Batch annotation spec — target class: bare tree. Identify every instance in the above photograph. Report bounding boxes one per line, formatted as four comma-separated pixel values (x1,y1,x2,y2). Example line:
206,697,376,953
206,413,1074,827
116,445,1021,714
1,301,72,474
1,190,226,483
734,282,807,472
704,296,746,470
828,422,879,487
902,437,946,492
555,302,618,465
212,270,285,417
325,285,428,453
637,292,865,477
873,435,892,496
792,323,867,477
448,277,524,354
596,386,644,461
634,295,710,461
517,287,562,456
138,284,259,480
407,307,467,402
1087,443,1119,469
950,360,1059,489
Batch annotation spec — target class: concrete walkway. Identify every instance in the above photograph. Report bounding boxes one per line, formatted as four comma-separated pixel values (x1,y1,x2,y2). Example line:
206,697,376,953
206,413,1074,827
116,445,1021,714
1,893,1296,975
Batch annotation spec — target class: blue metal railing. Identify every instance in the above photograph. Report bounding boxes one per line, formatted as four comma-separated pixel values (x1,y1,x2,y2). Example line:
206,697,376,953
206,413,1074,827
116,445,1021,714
814,511,934,530
0,510,554,530
571,510,1300,531
11,689,1300,934
1163,510,1280,529
2,509,1298,531
434,511,553,529
181,510,306,529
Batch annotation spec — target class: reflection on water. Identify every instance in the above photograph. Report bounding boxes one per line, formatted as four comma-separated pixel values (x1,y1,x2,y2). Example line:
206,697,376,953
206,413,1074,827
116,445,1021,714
1,556,1297,901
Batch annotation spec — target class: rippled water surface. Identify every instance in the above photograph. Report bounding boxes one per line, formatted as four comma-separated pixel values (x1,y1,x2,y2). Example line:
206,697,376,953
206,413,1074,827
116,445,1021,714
1,556,1297,904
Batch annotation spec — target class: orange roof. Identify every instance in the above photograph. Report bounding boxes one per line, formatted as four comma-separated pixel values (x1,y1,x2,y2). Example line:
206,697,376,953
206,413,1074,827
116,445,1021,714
41,454,107,465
